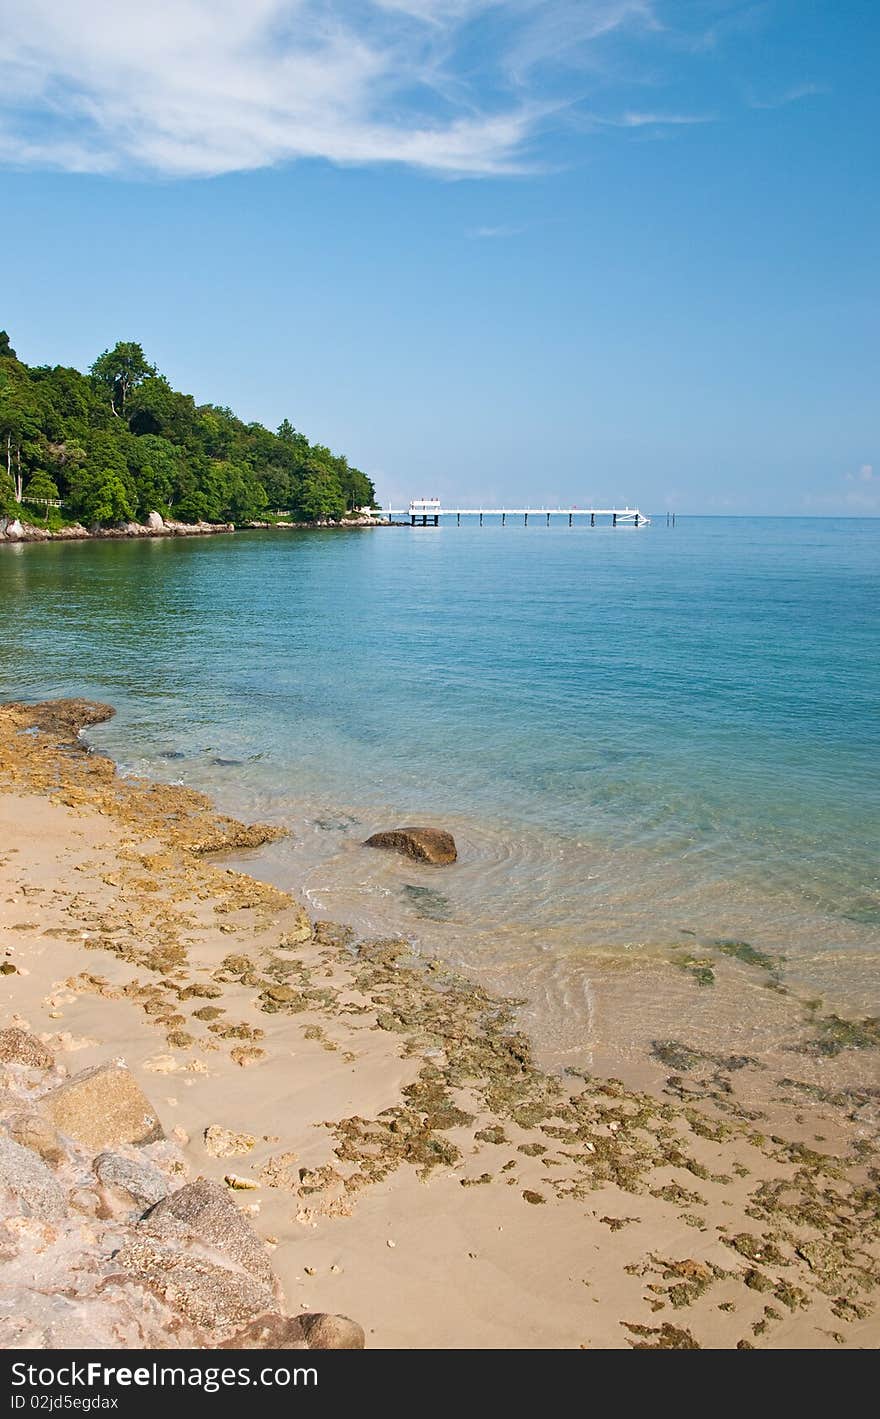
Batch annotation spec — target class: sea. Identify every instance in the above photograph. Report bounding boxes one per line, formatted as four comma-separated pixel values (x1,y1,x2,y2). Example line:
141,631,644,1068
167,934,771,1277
2,517,878,1078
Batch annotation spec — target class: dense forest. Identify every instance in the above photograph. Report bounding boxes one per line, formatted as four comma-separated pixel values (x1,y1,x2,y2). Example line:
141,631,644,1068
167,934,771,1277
0,331,375,526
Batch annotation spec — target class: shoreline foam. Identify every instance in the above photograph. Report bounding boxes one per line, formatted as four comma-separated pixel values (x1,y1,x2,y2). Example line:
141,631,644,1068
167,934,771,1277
1,699,878,1348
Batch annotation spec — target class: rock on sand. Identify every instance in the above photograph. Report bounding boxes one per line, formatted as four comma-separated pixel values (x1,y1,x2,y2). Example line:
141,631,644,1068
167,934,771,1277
40,1063,164,1149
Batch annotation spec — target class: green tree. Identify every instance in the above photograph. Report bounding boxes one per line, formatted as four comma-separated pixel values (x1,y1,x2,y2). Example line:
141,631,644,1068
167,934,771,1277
128,376,197,442
0,467,18,517
69,467,135,526
292,459,345,521
0,334,375,530
22,470,60,505
0,372,43,501
90,342,156,418
126,435,179,516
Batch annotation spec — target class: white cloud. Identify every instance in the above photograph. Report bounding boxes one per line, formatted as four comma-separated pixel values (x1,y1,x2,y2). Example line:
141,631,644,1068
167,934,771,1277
0,0,668,178
804,465,880,514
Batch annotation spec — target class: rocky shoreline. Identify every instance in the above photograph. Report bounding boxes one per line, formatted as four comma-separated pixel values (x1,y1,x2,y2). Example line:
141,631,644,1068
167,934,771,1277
0,512,389,544
1,699,879,1349
0,513,233,544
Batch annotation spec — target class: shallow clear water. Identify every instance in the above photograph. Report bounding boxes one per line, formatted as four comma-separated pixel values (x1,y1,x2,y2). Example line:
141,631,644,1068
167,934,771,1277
2,518,878,1069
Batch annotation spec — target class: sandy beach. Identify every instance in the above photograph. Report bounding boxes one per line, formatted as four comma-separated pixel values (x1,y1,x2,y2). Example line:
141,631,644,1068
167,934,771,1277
1,699,878,1350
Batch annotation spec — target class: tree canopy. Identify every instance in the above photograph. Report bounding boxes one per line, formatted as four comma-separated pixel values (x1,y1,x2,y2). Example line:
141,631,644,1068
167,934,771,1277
0,335,375,527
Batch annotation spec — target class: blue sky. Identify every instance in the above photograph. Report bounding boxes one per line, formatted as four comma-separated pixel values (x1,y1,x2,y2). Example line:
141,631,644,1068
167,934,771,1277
0,0,877,513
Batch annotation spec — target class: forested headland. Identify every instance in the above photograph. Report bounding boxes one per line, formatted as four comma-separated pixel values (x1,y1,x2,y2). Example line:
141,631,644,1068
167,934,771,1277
0,331,375,528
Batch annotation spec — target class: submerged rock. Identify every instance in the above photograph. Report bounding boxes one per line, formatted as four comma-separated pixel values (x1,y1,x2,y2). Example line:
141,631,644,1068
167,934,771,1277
0,1028,55,1071
40,1063,164,1149
4,699,115,741
364,826,457,865
403,883,452,921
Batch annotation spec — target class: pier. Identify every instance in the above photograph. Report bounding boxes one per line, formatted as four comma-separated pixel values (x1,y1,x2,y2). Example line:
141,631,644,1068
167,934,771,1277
382,499,648,527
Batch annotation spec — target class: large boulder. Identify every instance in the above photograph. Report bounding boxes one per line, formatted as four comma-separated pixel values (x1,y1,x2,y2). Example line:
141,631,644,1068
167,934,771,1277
0,1134,66,1219
0,1028,55,1071
40,1064,163,1149
116,1236,277,1333
144,1179,276,1292
146,511,165,532
94,1151,171,1209
363,826,457,865
121,1179,281,1336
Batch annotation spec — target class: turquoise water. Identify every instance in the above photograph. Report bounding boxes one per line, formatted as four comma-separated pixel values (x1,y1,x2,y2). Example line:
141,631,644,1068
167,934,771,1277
1,519,878,1068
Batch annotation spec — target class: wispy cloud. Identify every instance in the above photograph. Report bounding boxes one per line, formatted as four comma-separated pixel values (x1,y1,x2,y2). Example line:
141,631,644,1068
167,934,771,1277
605,109,714,127
747,82,829,111
467,222,526,238
0,0,724,179
502,0,658,84
0,1,794,182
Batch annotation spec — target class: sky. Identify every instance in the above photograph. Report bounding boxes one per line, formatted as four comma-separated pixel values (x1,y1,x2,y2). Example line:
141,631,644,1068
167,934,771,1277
0,0,877,514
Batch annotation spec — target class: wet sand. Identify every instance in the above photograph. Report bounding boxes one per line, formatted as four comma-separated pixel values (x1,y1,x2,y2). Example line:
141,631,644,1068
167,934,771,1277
1,699,878,1348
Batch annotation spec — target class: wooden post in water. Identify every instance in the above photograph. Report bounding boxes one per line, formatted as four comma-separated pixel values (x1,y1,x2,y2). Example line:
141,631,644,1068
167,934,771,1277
590,512,595,527
479,512,483,526
524,512,528,526
502,512,506,526
612,513,617,527
569,512,572,526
